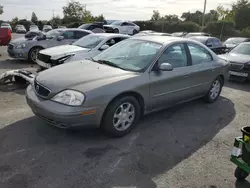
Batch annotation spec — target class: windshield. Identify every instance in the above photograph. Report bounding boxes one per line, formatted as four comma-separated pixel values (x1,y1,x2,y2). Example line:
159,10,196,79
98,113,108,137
73,35,105,49
78,24,90,29
224,38,246,44
93,39,162,72
111,21,122,26
230,43,250,55
45,29,63,38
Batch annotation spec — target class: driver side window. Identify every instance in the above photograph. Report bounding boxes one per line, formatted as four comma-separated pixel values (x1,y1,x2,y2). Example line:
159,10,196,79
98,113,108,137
158,43,188,69
61,31,74,39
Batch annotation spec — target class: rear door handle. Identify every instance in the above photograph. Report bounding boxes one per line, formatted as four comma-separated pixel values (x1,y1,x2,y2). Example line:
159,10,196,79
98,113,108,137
211,69,215,72
183,74,189,78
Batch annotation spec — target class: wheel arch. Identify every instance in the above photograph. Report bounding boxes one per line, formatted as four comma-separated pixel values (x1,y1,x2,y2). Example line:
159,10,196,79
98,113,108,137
101,91,145,124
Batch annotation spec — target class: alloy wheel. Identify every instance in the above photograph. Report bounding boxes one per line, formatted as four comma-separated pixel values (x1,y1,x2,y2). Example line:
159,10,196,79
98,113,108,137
209,80,221,100
112,102,135,131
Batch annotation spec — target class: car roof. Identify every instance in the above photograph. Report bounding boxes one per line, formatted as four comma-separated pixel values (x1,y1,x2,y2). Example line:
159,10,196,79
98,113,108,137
190,36,217,40
53,28,93,33
131,36,198,45
240,42,250,44
89,33,129,37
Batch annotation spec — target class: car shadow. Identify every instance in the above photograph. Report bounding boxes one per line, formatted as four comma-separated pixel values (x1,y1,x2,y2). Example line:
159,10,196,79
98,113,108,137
235,180,250,188
225,80,250,92
0,96,236,188
0,59,35,71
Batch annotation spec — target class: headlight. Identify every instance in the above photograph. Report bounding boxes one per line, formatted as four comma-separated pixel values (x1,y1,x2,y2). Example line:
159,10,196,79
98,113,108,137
51,90,85,106
16,43,26,49
58,54,74,64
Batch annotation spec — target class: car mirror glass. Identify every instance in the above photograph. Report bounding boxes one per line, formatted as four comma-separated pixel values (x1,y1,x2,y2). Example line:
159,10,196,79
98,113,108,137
57,36,64,41
159,63,173,71
100,44,109,50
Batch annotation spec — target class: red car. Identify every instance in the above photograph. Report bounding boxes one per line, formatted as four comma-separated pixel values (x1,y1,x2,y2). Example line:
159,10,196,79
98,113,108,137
0,28,12,46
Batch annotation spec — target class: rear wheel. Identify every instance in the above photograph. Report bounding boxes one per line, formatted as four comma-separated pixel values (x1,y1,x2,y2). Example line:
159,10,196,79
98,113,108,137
204,77,222,103
235,167,249,181
28,47,43,63
101,96,141,137
114,28,119,33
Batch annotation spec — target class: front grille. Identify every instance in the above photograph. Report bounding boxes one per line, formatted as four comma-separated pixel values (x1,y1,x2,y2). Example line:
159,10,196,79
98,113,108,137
8,44,14,50
37,53,51,64
229,62,244,71
34,80,50,97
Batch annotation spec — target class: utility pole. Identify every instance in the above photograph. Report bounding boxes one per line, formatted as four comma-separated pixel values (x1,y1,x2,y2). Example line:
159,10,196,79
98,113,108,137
202,0,207,28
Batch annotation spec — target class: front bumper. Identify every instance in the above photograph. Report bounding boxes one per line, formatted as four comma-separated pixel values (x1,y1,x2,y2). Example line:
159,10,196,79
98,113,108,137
228,63,250,80
7,45,29,60
26,85,101,128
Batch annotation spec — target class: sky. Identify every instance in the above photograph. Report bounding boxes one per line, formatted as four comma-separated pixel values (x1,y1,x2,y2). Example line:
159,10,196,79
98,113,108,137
0,0,235,21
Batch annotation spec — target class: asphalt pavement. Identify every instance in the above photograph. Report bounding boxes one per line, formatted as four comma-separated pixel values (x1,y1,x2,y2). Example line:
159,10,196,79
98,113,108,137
0,35,250,188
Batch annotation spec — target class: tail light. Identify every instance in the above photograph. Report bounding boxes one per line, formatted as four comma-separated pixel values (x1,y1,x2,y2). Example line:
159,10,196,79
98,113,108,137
8,29,12,41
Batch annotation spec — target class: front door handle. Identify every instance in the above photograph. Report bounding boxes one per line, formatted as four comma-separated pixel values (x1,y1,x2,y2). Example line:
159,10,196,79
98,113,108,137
183,74,189,78
211,69,215,72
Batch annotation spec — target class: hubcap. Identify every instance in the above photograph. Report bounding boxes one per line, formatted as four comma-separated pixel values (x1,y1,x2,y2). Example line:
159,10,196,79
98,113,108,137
31,49,39,62
210,80,221,100
113,102,135,131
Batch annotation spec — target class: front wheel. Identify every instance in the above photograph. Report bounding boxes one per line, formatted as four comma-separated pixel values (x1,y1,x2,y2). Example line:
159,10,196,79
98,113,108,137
101,96,141,137
235,167,249,181
204,77,223,103
28,47,43,63
133,29,138,35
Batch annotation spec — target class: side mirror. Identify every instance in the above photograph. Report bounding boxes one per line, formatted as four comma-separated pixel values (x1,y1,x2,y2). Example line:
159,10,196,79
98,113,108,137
100,44,109,51
159,63,173,71
57,36,64,41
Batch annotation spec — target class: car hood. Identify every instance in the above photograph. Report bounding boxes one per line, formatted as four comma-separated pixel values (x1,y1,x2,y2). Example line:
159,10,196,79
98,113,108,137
10,37,34,45
40,45,89,57
224,43,237,48
219,53,250,64
36,60,136,94
104,24,115,28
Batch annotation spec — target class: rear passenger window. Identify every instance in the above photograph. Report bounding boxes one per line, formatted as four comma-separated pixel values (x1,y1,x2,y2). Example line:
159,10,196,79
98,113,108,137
187,43,212,65
75,31,89,39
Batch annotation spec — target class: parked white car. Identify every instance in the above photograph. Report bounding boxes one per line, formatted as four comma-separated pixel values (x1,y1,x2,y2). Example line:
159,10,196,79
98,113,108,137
36,33,129,69
104,21,140,35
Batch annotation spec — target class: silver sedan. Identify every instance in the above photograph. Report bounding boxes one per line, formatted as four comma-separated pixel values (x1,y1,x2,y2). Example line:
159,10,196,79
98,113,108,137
26,36,229,137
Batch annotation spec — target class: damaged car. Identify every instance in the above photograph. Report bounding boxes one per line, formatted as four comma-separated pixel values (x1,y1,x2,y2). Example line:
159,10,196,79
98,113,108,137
36,33,129,69
7,28,92,63
26,36,228,137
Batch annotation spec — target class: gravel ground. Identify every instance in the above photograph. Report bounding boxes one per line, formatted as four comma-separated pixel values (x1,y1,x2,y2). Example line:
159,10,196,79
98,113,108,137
0,38,250,188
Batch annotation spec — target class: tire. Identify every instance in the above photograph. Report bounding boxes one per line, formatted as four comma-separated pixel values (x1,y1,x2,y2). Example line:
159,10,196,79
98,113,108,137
101,96,141,137
28,47,43,63
114,28,119,33
234,167,249,181
133,29,138,35
204,77,223,103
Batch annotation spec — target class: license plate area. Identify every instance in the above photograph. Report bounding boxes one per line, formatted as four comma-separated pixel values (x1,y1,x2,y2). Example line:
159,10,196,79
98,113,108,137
229,71,248,77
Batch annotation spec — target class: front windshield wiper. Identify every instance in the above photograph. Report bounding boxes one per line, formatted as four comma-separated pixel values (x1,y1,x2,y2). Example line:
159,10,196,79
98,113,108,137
96,59,129,71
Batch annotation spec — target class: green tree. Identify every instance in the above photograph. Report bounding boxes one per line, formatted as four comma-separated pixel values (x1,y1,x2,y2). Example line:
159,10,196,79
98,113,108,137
31,12,38,24
94,14,105,22
151,10,161,21
51,15,62,27
0,5,3,15
181,11,203,25
63,0,85,21
162,14,180,22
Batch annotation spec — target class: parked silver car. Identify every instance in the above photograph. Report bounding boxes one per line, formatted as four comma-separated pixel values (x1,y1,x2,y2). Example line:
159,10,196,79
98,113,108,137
104,21,140,35
36,33,129,69
16,25,27,33
219,42,250,81
7,29,92,63
26,36,228,137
